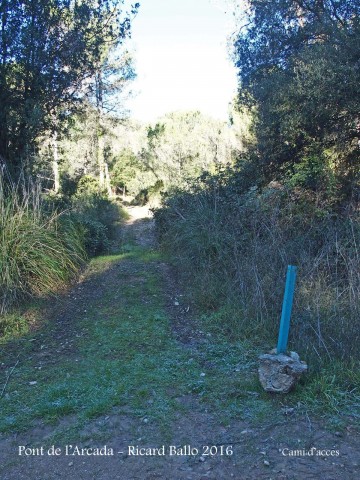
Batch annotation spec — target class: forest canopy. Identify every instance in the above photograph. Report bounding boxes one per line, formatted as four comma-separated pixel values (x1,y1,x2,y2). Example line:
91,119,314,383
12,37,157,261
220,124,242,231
0,0,139,182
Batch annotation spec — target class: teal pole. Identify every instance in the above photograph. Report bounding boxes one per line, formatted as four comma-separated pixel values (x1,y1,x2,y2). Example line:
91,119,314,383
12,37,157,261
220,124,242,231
277,265,297,354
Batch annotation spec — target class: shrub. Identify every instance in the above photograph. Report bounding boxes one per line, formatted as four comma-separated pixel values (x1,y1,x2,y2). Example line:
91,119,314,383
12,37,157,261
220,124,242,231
70,190,121,256
77,217,110,256
76,175,102,196
133,180,164,207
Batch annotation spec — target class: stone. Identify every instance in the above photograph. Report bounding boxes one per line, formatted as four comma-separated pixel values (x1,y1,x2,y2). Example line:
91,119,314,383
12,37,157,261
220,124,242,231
258,351,308,393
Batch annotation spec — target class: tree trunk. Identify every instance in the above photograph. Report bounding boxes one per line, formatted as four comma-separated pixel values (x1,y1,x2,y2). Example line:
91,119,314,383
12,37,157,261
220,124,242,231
52,130,60,193
95,68,105,190
104,161,112,197
97,131,105,189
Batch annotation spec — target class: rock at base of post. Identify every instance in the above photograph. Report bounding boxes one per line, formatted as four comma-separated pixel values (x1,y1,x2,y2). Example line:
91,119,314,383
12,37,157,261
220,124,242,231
258,350,308,394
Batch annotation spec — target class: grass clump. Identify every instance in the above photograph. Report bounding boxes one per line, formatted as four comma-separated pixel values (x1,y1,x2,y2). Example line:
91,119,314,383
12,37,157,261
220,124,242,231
0,177,86,318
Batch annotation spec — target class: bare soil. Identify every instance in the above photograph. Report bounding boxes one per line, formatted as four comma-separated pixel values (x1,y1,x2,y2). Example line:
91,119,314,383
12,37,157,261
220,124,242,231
0,206,359,480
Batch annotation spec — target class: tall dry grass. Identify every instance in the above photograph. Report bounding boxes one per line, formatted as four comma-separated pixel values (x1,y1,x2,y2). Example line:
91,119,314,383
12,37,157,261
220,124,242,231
0,175,85,315
155,182,360,365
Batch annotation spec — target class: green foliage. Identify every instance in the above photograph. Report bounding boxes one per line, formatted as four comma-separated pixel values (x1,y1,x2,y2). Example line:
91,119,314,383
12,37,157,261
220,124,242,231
59,171,82,198
76,217,110,257
0,177,85,317
0,0,138,177
133,180,164,206
232,0,360,198
137,111,244,194
71,189,122,256
76,175,102,196
285,148,336,194
110,149,139,194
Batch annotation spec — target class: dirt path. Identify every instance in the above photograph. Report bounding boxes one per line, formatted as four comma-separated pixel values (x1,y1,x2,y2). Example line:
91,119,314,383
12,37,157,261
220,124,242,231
0,207,359,479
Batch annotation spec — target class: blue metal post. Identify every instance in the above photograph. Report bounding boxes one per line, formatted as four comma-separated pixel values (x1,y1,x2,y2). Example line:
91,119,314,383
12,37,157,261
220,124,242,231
277,265,297,354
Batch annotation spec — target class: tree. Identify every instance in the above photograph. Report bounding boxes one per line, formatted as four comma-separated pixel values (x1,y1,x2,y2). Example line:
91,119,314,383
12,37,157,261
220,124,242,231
232,0,360,197
110,148,139,198
138,111,242,190
0,0,139,183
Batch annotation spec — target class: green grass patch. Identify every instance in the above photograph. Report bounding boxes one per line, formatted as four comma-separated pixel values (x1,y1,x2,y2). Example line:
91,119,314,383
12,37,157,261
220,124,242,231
0,312,30,340
0,242,202,438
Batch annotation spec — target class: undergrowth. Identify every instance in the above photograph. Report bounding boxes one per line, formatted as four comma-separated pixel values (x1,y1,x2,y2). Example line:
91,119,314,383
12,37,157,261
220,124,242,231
155,172,360,414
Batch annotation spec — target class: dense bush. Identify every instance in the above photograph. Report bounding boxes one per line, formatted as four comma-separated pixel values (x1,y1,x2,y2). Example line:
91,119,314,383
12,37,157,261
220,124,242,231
0,178,86,316
46,177,125,256
71,190,123,256
133,180,164,207
155,177,360,366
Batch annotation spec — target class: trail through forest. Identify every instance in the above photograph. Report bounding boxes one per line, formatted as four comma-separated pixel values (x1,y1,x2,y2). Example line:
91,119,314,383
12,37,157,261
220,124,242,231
0,207,359,480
